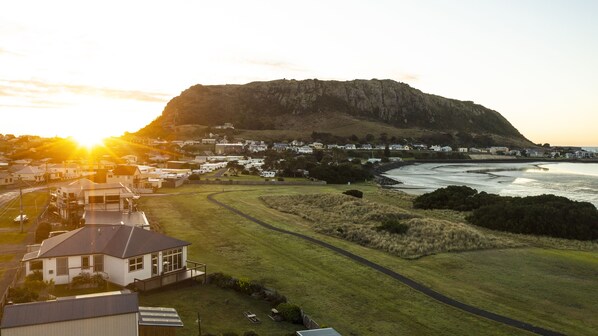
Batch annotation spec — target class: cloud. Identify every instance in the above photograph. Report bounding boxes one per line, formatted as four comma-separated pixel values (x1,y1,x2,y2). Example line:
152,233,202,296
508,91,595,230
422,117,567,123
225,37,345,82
0,79,170,104
241,58,307,72
397,73,419,82
0,48,22,57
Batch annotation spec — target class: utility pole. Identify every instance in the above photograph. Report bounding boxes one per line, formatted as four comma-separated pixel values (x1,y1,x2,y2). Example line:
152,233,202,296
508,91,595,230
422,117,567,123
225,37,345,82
19,183,24,233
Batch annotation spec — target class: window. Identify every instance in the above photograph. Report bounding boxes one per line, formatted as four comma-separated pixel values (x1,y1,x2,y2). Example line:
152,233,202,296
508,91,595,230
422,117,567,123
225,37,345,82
57,257,68,276
105,195,120,204
94,255,104,272
129,256,143,272
29,260,43,271
88,195,104,204
81,256,90,270
162,248,183,273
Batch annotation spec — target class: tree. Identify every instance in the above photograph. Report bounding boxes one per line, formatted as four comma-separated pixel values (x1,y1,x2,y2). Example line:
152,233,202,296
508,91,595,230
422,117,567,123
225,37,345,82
384,144,390,158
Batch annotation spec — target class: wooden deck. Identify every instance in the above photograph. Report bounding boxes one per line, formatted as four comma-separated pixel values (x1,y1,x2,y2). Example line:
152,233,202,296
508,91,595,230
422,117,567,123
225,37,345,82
134,260,206,292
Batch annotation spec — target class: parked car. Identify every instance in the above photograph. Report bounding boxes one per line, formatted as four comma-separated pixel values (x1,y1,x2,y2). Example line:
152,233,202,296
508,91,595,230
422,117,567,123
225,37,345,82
13,214,29,223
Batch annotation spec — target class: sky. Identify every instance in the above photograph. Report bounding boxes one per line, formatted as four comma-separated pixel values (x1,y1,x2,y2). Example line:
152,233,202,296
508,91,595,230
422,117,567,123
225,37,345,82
1,0,597,146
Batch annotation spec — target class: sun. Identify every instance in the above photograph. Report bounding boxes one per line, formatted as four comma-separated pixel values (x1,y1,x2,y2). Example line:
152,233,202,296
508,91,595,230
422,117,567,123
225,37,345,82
72,133,106,149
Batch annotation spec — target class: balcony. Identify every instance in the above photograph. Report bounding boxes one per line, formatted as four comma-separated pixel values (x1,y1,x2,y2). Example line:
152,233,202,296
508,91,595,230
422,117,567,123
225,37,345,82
133,260,206,292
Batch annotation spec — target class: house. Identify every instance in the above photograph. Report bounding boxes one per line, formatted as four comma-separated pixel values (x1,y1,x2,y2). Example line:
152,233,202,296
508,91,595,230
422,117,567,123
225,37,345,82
489,146,509,155
201,138,217,145
47,163,82,179
22,224,203,288
214,143,244,154
0,171,14,187
214,122,234,129
107,165,143,190
0,291,184,336
272,143,290,151
121,155,138,164
248,143,268,152
458,148,468,153
360,144,373,150
291,140,304,147
296,146,314,154
344,144,356,150
13,166,45,182
55,179,136,224
309,142,324,150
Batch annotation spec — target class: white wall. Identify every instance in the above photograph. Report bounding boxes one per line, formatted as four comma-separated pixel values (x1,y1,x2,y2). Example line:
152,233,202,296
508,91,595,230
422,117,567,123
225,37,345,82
1,312,138,336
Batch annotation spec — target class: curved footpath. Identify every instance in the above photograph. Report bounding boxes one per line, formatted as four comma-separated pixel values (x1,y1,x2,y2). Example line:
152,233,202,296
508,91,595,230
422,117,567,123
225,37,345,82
207,192,564,336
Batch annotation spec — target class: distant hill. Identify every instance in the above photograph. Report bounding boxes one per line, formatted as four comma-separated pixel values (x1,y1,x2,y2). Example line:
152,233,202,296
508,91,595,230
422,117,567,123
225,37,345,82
137,79,533,147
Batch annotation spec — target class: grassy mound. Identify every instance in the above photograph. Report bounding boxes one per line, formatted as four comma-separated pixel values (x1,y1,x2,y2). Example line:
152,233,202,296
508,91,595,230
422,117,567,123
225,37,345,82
261,194,516,258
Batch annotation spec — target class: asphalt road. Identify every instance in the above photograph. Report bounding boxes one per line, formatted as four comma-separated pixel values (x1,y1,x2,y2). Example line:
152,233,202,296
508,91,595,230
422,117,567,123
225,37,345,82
207,191,565,336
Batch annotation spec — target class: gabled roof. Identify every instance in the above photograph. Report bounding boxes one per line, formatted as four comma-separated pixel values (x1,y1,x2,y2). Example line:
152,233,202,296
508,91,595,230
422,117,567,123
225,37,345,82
112,165,140,176
1,292,139,329
24,225,189,261
14,166,44,175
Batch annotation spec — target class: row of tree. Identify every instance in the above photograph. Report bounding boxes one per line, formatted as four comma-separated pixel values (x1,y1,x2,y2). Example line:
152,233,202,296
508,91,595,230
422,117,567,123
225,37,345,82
413,186,598,240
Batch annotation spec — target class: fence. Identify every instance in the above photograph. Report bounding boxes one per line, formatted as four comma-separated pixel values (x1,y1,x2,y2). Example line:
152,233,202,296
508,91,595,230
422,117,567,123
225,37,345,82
0,263,24,319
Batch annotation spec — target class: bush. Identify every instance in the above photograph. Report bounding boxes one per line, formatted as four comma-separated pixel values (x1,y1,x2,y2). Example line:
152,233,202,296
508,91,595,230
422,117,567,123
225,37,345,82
276,303,302,324
413,185,478,211
35,222,52,243
188,174,201,180
277,177,284,181
467,194,598,240
376,219,409,234
343,189,363,198
243,331,259,336
8,286,38,303
71,273,106,288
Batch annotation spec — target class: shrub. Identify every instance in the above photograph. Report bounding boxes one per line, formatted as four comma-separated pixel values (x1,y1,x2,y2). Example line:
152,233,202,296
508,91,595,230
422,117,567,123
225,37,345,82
243,331,259,336
277,177,284,181
343,189,363,198
35,222,52,243
413,185,478,211
376,219,409,234
26,270,43,282
188,174,201,180
467,194,598,240
8,287,38,303
276,303,302,324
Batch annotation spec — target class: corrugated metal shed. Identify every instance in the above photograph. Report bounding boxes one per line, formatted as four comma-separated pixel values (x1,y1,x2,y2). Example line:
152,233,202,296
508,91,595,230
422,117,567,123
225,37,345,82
0,292,139,329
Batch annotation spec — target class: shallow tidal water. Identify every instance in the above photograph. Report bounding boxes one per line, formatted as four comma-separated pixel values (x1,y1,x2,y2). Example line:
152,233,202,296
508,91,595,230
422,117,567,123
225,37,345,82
385,162,598,207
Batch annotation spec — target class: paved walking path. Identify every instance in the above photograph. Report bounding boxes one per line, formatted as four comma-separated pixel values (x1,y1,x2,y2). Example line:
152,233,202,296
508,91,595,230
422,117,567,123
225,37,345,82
207,191,564,336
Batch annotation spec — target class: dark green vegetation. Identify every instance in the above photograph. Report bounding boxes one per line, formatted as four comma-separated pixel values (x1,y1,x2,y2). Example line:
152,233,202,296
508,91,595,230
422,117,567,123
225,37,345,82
139,184,598,335
414,186,598,240
342,189,363,198
137,79,533,147
309,163,372,184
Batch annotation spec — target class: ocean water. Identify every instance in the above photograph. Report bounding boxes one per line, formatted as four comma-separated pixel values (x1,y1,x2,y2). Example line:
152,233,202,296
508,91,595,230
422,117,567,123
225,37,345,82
385,162,598,207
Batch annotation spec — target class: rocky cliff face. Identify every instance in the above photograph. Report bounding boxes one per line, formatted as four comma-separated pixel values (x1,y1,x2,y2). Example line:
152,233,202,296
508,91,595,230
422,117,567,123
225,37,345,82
141,79,530,144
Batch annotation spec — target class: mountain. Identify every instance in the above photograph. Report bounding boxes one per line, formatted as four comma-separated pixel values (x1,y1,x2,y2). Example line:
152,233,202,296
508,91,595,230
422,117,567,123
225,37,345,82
138,79,533,147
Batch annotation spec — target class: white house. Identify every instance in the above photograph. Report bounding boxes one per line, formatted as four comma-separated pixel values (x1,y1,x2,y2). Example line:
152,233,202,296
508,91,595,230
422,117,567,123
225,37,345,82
296,146,314,154
13,166,45,182
0,171,14,187
55,179,136,223
344,144,357,150
107,165,143,190
260,171,276,178
47,163,81,179
22,225,194,287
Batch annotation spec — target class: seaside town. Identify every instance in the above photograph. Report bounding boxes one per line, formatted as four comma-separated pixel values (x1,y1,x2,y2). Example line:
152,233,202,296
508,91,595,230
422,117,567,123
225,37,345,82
0,123,596,336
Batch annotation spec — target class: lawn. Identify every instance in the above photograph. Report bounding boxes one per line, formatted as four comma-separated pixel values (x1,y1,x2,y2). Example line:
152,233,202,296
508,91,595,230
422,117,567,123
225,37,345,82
0,190,49,229
139,282,301,336
141,185,533,335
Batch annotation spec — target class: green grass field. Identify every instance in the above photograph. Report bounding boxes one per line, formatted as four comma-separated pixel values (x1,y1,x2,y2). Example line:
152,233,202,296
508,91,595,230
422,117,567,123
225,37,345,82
139,184,598,335
0,190,49,229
